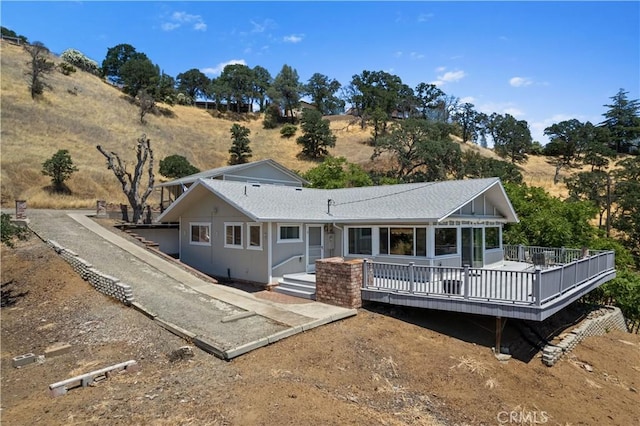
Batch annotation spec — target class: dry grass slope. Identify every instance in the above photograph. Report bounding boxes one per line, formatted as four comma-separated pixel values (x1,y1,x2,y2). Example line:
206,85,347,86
1,41,564,209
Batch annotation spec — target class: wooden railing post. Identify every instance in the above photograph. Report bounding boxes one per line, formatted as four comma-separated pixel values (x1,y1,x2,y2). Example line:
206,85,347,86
408,262,415,293
534,268,542,306
463,265,470,299
362,258,368,288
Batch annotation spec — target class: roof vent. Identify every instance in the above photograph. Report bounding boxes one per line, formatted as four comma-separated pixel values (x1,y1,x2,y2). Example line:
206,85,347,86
295,188,302,191
251,183,261,187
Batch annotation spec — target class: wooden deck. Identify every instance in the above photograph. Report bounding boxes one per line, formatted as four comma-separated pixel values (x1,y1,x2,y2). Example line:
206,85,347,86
361,247,616,321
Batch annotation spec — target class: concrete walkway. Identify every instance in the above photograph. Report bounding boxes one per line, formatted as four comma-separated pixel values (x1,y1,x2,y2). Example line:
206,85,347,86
22,210,356,359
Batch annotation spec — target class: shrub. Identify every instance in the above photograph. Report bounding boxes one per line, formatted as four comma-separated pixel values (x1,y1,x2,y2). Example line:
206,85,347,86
60,48,100,75
1,213,28,248
262,104,280,129
159,155,200,179
58,62,76,76
41,149,78,193
280,123,297,138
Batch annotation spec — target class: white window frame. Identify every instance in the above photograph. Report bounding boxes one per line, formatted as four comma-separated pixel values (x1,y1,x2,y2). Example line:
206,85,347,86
189,222,211,246
277,223,302,243
247,222,263,250
484,226,502,251
434,226,459,257
346,226,373,256
224,222,244,249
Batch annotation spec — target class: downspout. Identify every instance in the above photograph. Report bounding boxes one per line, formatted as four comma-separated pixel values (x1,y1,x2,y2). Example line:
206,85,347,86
267,221,273,284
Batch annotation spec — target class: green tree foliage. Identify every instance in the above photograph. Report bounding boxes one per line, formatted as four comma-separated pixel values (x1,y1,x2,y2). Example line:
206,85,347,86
251,65,272,112
296,108,336,159
589,270,640,327
176,68,210,102
304,73,344,115
452,103,482,143
101,43,138,84
372,119,460,182
414,82,444,120
543,119,593,184
488,113,533,164
119,55,159,97
269,64,302,121
60,48,100,75
461,151,523,184
612,156,640,264
280,123,297,138
565,170,611,230
600,88,640,154
159,155,200,179
97,134,155,224
1,213,28,248
218,64,254,112
503,183,598,248
41,149,78,193
24,42,54,99
347,70,403,129
228,124,252,165
302,157,372,189
262,104,281,129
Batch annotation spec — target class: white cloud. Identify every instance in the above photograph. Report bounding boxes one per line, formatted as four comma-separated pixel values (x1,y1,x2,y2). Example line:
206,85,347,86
395,51,403,58
509,76,533,87
161,22,180,31
459,96,475,104
250,19,276,33
418,13,434,22
431,68,465,86
283,34,303,43
193,22,207,31
410,52,424,60
503,107,525,117
161,11,206,32
201,59,247,76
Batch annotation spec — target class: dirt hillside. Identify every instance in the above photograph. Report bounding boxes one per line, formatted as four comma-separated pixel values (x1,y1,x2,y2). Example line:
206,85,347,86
0,40,567,209
2,232,639,425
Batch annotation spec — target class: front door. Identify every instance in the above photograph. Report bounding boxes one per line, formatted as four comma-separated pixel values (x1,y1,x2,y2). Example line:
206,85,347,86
306,225,324,272
461,227,484,268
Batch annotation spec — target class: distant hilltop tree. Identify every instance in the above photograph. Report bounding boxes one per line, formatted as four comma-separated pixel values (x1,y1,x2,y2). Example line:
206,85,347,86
1,26,28,44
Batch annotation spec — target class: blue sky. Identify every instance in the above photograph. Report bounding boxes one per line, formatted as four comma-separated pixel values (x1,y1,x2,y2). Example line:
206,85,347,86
2,1,638,144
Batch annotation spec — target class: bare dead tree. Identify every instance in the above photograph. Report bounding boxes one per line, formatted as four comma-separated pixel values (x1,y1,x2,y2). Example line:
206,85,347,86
97,134,155,223
24,41,54,99
136,89,157,124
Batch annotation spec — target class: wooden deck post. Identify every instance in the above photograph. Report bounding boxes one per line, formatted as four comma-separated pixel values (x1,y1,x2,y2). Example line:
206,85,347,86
495,316,503,354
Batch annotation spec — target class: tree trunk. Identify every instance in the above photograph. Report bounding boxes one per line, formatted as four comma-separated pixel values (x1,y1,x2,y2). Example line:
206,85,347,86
97,134,155,224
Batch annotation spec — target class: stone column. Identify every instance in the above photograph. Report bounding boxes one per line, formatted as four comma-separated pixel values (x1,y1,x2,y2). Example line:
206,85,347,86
315,257,362,309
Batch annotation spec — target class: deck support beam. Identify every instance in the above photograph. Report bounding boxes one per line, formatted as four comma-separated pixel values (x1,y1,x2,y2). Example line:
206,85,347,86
495,316,506,354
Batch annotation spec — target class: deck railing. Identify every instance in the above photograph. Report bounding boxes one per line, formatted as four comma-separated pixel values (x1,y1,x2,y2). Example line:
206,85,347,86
363,246,615,306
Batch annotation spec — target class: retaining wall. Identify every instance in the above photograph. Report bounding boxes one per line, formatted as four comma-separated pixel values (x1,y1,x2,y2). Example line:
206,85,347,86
48,240,134,305
542,306,628,366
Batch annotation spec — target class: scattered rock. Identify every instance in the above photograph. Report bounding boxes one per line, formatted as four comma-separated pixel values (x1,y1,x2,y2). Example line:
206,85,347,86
168,346,195,362
583,364,593,372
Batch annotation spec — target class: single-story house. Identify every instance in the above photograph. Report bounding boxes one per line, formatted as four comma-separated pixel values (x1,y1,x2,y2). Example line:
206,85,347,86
156,171,518,286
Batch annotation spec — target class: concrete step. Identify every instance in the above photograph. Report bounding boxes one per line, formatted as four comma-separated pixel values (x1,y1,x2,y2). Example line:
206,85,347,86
274,285,316,300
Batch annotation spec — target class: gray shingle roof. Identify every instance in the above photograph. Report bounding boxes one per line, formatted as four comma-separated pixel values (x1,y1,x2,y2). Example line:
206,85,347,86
156,159,305,188
159,177,518,224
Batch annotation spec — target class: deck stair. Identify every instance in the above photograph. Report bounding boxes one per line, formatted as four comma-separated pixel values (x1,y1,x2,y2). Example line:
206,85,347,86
275,273,316,300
